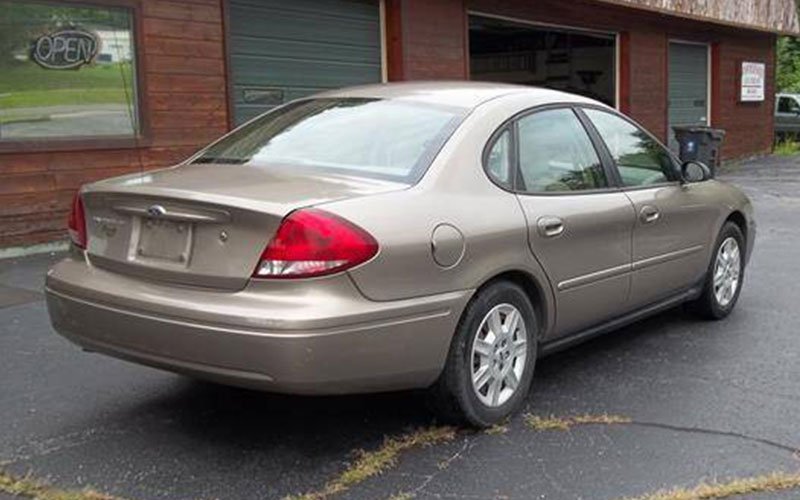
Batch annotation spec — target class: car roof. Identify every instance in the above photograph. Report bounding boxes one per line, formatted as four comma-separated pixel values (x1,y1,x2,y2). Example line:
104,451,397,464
314,81,603,109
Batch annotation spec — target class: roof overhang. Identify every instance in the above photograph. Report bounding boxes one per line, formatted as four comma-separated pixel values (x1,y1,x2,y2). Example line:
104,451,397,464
596,0,800,35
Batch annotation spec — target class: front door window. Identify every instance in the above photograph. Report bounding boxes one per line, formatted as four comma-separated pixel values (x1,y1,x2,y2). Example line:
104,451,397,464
584,109,676,187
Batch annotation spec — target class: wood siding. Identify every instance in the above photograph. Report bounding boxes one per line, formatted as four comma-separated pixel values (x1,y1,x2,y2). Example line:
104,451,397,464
597,0,800,35
0,0,229,248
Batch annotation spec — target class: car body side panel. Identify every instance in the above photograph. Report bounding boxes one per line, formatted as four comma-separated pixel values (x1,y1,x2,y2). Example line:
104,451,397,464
516,192,635,337
623,180,747,308
330,185,555,331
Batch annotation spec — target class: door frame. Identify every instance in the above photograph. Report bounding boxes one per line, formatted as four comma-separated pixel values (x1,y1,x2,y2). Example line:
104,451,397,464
222,0,388,130
466,11,620,110
667,39,713,139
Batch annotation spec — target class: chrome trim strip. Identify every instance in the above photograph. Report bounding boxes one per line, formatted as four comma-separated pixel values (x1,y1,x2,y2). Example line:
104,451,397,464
632,245,704,271
558,263,631,291
111,204,230,223
557,245,704,291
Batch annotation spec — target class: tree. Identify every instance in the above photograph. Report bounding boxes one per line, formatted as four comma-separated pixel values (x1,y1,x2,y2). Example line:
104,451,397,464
777,36,800,93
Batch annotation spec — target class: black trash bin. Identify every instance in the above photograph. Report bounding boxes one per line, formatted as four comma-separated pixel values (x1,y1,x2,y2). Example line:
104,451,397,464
673,126,726,173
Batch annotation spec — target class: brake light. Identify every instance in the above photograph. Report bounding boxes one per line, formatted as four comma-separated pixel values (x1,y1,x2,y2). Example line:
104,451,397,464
67,191,87,249
253,209,378,279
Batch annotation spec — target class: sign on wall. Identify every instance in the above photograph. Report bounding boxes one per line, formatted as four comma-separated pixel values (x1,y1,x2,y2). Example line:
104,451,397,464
31,29,100,70
740,61,765,102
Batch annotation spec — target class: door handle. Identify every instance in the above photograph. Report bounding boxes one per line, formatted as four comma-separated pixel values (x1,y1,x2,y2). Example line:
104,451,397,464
537,216,565,238
640,206,660,224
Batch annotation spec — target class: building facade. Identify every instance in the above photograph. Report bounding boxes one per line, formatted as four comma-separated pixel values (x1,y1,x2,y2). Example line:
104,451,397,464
0,0,797,249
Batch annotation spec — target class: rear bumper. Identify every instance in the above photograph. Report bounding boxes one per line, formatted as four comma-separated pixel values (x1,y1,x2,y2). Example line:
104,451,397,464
46,254,471,394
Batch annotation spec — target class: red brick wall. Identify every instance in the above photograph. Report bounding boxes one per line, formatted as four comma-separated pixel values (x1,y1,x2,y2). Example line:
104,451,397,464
713,33,776,159
0,0,228,248
397,0,468,80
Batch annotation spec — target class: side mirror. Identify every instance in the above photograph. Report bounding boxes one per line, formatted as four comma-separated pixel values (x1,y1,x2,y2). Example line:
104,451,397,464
681,160,712,183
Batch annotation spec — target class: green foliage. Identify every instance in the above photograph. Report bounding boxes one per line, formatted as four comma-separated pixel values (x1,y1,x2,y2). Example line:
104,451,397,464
777,36,800,93
774,137,800,156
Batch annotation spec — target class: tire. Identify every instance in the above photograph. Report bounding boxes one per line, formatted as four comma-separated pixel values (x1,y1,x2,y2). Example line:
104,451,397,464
429,280,538,427
689,221,746,320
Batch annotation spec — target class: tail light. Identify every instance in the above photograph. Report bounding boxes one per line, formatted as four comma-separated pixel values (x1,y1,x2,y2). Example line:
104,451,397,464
67,191,87,249
253,208,378,279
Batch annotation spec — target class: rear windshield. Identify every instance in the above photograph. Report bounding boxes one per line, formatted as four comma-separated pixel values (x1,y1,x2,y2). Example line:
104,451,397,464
193,98,467,183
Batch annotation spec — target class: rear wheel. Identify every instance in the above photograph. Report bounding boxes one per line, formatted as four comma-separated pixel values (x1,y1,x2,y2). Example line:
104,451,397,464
689,222,745,320
430,281,537,427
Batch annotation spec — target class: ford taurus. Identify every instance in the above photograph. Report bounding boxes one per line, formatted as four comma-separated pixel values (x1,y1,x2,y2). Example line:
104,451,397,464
46,82,754,426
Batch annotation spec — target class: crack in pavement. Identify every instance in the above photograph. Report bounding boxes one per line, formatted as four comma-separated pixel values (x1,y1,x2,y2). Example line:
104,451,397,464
626,421,800,456
523,414,799,457
1,426,128,467
415,437,473,494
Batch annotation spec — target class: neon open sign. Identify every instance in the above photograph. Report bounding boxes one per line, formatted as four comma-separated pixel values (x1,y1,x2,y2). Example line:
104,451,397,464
31,29,99,70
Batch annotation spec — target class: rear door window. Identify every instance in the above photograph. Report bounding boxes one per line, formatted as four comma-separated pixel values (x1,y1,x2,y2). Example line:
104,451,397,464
516,108,608,193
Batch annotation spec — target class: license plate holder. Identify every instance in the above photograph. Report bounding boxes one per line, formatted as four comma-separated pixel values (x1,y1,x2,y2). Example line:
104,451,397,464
135,217,193,266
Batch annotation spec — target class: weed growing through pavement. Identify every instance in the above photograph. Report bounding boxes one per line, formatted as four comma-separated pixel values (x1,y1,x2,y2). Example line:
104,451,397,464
283,426,457,500
0,470,130,500
524,413,632,431
615,471,800,500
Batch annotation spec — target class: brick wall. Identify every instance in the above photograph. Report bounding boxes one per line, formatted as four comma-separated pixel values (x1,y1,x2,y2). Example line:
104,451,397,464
713,33,776,159
0,0,229,248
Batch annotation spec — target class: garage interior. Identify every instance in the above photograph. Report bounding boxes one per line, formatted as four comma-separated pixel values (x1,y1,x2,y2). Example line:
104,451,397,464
468,15,616,107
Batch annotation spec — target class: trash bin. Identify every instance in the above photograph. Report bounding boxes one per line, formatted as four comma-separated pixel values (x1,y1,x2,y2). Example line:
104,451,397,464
673,126,726,174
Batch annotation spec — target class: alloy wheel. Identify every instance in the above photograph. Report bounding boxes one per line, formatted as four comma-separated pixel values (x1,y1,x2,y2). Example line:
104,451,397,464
470,303,528,407
713,236,741,308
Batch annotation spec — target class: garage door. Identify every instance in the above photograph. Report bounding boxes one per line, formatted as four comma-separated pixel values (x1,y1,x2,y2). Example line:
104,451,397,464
668,42,709,151
228,0,382,124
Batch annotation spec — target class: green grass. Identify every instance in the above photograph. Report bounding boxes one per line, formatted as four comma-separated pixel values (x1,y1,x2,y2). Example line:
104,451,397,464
774,137,800,156
0,62,133,109
0,88,129,109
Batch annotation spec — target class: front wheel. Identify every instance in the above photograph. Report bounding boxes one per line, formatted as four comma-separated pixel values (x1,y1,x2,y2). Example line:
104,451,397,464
689,222,745,320
429,281,537,427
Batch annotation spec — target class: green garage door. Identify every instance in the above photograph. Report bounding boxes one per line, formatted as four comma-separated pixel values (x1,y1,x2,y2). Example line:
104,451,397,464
228,0,382,124
668,42,709,151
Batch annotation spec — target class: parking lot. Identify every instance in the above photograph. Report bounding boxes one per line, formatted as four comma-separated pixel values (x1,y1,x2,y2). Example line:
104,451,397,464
1,156,799,500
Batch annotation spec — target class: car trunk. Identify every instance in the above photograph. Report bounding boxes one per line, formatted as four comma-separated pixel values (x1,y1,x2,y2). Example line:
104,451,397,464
81,163,406,291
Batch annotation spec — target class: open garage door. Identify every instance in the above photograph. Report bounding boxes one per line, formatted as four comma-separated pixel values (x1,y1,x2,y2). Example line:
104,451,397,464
468,15,616,107
228,0,383,125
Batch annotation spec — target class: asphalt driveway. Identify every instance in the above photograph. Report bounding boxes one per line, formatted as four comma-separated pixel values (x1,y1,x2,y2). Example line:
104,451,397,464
1,156,799,500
